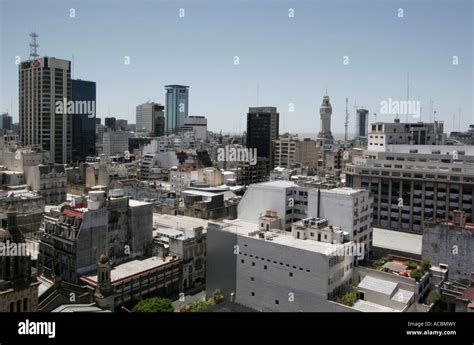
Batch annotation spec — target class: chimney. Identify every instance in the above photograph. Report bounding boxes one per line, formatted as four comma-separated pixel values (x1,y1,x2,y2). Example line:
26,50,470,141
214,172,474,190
452,210,466,227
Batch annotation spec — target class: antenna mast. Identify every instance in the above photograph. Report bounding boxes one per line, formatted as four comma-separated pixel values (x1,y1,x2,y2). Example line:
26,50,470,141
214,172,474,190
29,32,39,60
344,97,349,141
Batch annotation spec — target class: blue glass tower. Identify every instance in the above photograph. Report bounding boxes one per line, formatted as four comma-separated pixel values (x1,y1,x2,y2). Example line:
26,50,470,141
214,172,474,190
165,85,189,134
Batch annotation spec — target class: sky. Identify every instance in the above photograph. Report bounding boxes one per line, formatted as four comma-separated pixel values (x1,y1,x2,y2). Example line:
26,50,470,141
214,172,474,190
0,0,473,135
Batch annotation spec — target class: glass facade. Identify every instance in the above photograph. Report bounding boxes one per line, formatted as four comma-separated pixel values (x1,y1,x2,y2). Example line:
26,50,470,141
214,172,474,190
165,85,189,134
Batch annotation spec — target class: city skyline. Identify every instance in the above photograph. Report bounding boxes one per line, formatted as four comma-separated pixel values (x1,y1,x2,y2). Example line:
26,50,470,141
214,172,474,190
0,0,472,135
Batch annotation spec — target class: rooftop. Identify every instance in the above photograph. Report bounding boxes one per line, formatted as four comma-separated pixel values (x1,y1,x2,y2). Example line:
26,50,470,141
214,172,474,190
81,256,178,284
215,219,349,255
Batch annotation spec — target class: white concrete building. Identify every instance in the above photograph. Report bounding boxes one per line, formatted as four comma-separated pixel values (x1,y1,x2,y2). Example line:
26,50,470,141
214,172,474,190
206,215,356,312
368,120,446,151
237,181,309,230
170,169,199,193
308,187,373,260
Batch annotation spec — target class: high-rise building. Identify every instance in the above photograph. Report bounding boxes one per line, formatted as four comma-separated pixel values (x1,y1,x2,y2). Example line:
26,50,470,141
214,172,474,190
165,85,189,134
104,117,116,131
71,79,96,162
0,113,13,131
355,109,369,139
317,95,334,144
19,57,72,163
246,107,279,173
136,102,165,136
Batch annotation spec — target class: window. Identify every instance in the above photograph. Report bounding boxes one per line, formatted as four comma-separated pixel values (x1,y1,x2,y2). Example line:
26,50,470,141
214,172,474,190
252,262,255,266
251,292,255,296
275,300,279,305
251,277,255,281
264,265,267,270
289,272,293,277
241,259,244,263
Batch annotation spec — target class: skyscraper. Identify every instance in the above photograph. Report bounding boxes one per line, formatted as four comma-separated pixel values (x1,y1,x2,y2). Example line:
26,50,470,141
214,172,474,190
355,108,369,139
19,57,72,163
136,102,165,136
246,106,279,172
317,95,334,144
165,85,189,134
71,79,96,162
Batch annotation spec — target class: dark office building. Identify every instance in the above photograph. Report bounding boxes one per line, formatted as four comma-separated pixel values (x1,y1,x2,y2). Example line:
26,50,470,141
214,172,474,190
105,117,117,131
0,113,12,131
71,79,96,162
355,109,369,139
246,107,279,173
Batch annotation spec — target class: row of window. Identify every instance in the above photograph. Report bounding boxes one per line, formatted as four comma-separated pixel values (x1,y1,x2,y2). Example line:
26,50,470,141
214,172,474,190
239,252,311,273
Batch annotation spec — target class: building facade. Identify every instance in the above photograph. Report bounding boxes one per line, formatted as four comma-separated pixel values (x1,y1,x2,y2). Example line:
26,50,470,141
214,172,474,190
165,85,189,134
19,57,72,163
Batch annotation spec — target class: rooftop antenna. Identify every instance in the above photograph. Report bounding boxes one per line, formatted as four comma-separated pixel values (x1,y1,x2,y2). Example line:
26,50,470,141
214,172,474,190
344,97,349,141
458,107,462,131
29,32,39,60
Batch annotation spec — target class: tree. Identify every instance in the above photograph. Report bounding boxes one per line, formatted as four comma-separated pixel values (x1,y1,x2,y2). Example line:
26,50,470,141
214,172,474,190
132,297,174,312
426,290,441,305
337,290,358,307
410,269,423,281
420,259,431,272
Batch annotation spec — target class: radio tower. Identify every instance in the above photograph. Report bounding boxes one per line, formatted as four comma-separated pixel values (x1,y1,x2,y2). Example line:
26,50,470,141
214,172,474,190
344,97,349,141
29,32,39,60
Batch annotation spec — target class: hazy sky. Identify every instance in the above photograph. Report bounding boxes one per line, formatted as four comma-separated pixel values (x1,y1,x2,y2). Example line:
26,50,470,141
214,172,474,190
1,0,472,135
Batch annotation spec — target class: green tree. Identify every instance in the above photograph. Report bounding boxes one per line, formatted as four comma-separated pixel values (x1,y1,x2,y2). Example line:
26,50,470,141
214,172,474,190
132,297,174,312
410,269,423,281
337,291,358,307
426,290,441,305
187,300,209,312
420,259,431,272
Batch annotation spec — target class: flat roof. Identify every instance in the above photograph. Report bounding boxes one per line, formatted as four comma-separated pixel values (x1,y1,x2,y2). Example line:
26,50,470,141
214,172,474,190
255,180,297,188
352,300,401,312
82,256,177,284
217,219,349,255
373,227,422,255
153,214,210,230
358,275,397,295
